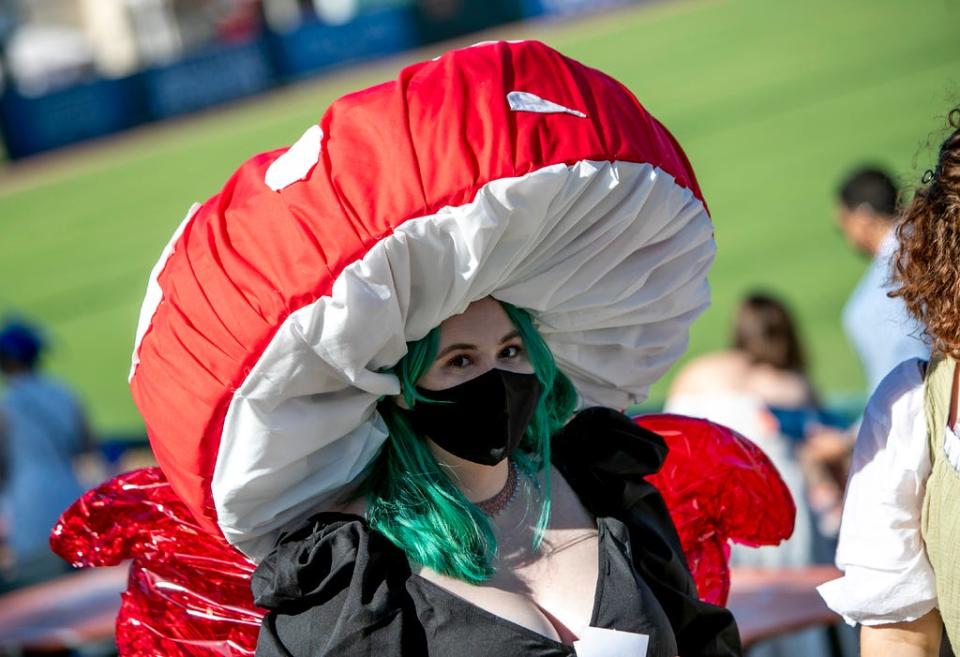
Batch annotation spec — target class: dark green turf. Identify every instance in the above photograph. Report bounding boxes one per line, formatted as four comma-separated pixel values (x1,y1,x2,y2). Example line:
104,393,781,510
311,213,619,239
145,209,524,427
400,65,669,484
2,0,959,433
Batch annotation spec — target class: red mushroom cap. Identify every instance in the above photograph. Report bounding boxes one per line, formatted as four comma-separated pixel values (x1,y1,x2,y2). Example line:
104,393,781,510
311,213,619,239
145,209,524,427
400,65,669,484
129,41,714,558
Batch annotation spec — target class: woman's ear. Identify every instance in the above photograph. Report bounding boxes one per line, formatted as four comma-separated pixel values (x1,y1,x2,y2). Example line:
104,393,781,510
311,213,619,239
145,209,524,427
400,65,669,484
393,393,410,410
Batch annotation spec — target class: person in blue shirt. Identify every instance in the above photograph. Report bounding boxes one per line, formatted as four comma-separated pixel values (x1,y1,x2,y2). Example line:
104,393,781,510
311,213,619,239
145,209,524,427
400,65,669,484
0,319,91,589
837,167,930,397
790,170,933,553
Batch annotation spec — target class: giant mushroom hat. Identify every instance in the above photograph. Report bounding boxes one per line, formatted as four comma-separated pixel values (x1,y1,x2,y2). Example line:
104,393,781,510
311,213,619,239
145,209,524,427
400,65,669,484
129,40,716,560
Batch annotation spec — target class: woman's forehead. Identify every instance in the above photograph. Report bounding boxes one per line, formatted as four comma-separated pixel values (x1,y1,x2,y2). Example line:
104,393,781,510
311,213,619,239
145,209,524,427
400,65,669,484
438,298,514,346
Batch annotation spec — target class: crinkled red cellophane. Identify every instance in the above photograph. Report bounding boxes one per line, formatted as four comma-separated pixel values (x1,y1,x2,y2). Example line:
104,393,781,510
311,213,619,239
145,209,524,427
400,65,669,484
637,414,797,606
50,467,265,656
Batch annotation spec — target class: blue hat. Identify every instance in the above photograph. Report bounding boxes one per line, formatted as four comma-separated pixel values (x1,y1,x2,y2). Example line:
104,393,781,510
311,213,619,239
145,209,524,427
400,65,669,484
0,320,45,368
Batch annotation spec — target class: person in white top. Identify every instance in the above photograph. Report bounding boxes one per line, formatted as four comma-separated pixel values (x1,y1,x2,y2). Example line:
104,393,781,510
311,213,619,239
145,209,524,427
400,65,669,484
817,359,938,624
818,107,960,656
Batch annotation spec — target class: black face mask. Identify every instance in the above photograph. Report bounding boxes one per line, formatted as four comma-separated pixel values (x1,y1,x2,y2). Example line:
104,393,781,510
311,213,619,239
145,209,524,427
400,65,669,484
407,369,542,466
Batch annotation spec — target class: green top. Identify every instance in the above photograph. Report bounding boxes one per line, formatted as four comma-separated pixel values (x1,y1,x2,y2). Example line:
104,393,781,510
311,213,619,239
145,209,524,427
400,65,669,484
921,355,960,645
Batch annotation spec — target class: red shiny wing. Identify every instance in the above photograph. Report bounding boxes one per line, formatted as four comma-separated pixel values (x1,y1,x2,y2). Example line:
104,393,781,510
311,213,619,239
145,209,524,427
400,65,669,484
635,414,796,606
50,468,264,656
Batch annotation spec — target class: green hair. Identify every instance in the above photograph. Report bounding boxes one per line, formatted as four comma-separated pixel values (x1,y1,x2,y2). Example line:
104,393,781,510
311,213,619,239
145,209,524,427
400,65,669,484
361,301,577,583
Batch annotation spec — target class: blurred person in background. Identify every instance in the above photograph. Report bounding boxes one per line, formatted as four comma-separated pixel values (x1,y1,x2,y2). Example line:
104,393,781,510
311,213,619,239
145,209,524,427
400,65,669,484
819,107,960,657
667,293,849,544
0,318,92,590
799,169,935,559
668,292,819,416
838,166,930,397
667,293,848,657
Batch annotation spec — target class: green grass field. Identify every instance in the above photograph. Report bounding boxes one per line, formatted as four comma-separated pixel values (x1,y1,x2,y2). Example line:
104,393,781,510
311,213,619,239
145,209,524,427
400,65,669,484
1,0,959,435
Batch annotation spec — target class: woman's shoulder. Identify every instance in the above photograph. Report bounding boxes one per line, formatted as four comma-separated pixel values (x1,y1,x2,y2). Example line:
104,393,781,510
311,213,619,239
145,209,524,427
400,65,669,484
667,351,749,397
741,364,813,408
864,358,926,420
252,511,410,611
551,407,668,516
253,512,428,656
552,407,667,471
852,358,927,454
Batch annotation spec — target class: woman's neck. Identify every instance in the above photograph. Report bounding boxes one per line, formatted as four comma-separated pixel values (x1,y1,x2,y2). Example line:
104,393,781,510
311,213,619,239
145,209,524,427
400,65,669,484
427,439,510,502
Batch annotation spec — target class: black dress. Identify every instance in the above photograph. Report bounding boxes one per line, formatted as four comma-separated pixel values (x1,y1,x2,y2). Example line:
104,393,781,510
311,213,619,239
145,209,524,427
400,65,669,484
252,408,743,657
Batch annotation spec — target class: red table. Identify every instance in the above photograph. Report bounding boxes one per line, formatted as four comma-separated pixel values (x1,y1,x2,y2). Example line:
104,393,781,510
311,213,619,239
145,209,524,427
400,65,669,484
0,564,128,652
728,565,844,647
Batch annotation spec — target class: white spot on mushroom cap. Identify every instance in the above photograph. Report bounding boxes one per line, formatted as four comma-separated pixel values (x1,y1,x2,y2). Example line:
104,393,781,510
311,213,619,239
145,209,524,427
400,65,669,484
507,91,587,118
265,124,324,192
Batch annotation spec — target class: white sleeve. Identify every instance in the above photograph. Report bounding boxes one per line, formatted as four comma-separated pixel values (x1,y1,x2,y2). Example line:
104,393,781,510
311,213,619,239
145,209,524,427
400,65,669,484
817,358,938,626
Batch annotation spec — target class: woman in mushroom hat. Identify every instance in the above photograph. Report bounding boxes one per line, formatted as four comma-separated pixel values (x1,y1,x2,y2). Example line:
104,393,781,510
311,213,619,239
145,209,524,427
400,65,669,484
127,40,743,656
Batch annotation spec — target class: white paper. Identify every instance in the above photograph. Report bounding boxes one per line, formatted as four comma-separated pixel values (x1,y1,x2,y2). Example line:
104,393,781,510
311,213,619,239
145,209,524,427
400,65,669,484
573,626,649,657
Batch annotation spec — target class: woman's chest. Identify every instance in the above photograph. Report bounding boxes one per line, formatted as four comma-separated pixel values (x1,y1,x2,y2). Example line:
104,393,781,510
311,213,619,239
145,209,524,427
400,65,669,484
409,519,679,657
418,527,601,643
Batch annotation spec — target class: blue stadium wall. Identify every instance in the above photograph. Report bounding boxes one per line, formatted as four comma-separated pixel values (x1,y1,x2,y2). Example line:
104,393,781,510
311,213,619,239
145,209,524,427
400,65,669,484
0,0,637,159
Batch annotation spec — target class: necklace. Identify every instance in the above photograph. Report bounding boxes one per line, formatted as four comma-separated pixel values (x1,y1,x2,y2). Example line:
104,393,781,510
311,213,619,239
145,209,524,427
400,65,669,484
476,460,519,516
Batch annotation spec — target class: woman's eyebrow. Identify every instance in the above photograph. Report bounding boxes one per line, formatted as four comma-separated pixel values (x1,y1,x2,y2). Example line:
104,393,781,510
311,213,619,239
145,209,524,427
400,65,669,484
436,343,476,358
499,330,521,343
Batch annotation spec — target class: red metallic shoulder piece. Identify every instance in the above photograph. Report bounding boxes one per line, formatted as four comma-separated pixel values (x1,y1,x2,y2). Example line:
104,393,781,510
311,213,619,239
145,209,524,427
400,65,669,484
634,414,796,606
50,468,263,656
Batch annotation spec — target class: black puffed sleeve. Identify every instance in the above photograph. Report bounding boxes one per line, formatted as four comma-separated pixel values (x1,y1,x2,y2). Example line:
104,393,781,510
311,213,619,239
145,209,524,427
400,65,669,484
552,408,743,657
252,513,426,657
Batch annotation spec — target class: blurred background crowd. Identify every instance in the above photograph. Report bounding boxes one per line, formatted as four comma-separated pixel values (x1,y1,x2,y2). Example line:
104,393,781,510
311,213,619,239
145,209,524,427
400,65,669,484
0,0,958,655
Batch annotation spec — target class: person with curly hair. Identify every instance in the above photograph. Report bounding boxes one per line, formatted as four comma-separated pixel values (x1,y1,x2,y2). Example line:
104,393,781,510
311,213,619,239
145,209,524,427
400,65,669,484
819,107,960,656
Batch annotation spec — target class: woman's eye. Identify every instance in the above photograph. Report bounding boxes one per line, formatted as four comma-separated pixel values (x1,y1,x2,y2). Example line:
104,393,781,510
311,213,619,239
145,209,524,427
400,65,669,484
499,345,522,359
445,354,472,369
